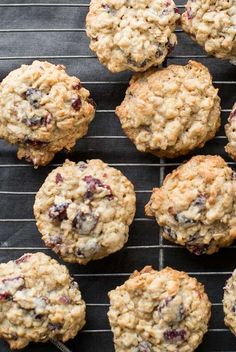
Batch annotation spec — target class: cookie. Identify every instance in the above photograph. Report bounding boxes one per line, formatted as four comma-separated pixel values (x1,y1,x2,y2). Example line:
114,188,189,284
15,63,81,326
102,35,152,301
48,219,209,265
86,0,180,73
223,269,236,336
116,61,220,158
0,252,86,349
182,0,236,60
145,155,236,255
225,104,236,160
108,266,211,352
0,61,95,166
34,159,136,264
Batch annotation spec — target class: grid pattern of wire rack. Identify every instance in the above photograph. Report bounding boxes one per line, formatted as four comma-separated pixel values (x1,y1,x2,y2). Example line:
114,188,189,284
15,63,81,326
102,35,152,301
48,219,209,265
0,0,236,351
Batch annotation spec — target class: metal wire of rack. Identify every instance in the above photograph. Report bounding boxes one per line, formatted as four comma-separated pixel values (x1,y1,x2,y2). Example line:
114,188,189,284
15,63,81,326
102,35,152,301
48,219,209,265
0,0,236,351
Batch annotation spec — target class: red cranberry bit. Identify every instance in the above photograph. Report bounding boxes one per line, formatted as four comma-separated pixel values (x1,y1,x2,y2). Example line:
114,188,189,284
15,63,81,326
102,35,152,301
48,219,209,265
25,88,43,108
24,139,49,148
44,113,52,126
87,97,97,108
55,173,63,184
163,328,187,343
72,97,82,111
0,291,12,301
25,115,44,127
48,323,63,331
192,194,206,209
187,243,209,255
72,210,98,235
83,175,113,200
174,7,179,14
136,341,152,352
73,82,82,90
45,235,62,248
49,203,69,221
15,254,32,264
229,109,236,122
158,296,174,313
59,295,70,305
187,8,193,20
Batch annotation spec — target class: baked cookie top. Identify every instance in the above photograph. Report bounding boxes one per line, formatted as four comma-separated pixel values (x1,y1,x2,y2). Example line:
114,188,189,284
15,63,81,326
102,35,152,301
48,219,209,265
108,266,211,352
223,269,236,336
225,103,236,161
116,61,220,158
34,159,136,264
0,60,95,166
145,155,236,255
86,0,180,73
0,252,86,349
182,0,236,60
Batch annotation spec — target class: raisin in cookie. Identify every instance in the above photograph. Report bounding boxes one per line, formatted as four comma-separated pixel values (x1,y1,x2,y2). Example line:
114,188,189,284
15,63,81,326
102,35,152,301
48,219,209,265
0,61,95,166
86,0,180,73
223,269,236,336
182,0,236,60
34,159,136,264
116,61,220,158
0,252,86,349
145,155,236,255
108,266,211,352
225,103,236,161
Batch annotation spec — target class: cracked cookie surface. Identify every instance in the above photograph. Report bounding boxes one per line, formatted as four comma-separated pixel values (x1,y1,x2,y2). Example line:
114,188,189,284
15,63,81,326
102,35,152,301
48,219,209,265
34,159,136,264
0,61,95,166
223,269,236,336
145,155,236,255
108,266,211,352
0,252,86,349
86,0,180,73
182,0,236,60
116,61,220,158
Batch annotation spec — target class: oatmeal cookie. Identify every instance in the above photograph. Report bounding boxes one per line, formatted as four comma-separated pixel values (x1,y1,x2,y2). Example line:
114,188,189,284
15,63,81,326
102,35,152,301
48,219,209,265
182,0,236,60
34,159,136,264
145,155,236,255
225,103,236,161
86,0,180,73
116,61,220,158
223,269,236,336
108,266,211,352
0,61,95,166
0,252,86,349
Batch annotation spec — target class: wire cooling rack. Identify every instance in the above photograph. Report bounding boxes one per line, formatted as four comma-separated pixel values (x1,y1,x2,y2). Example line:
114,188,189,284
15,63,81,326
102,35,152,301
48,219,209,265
0,0,236,351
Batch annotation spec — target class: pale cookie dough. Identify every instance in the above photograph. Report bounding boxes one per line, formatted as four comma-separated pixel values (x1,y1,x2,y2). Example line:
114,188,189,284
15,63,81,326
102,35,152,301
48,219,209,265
116,61,220,158
0,61,95,166
0,252,86,349
108,266,211,352
225,103,236,161
86,0,180,73
34,159,136,264
182,0,236,60
145,155,236,255
223,269,236,336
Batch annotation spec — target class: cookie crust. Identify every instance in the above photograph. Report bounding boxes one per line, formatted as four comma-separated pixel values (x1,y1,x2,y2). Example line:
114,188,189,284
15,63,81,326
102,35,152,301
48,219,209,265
0,61,95,166
0,252,86,349
34,159,136,264
145,155,236,255
86,0,180,73
108,266,211,352
223,269,236,336
116,61,220,158
225,103,236,160
182,0,236,60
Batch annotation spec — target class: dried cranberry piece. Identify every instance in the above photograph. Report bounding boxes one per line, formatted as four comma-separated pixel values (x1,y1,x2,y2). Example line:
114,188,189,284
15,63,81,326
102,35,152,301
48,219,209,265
187,243,209,255
55,173,63,184
15,254,32,264
158,296,174,313
72,97,82,111
35,314,44,320
136,341,152,352
25,88,43,108
163,328,187,343
24,139,49,148
25,115,44,127
187,8,193,20
48,323,63,331
0,291,12,301
192,194,206,209
73,83,82,90
174,213,196,226
59,295,70,305
45,236,62,248
83,175,113,200
229,109,236,122
87,97,97,108
164,226,177,240
72,210,98,235
49,203,69,221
